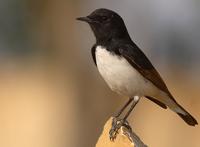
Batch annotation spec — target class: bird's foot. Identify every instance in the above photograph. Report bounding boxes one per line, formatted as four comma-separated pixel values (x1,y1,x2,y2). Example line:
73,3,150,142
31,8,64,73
109,117,132,141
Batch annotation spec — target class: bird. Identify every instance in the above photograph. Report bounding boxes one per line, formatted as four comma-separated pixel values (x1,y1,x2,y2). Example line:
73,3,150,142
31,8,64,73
77,8,198,140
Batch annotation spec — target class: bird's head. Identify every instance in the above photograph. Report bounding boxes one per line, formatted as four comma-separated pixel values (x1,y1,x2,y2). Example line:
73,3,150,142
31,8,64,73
77,8,130,42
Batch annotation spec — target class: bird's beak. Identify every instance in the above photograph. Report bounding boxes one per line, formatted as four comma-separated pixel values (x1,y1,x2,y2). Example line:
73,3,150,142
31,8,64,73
76,16,92,23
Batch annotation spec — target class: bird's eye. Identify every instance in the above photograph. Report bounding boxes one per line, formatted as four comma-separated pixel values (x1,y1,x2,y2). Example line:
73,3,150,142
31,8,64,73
101,16,108,21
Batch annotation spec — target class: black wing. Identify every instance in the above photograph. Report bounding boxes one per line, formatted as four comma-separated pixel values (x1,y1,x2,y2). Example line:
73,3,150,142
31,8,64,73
119,44,171,95
91,45,97,66
145,96,167,109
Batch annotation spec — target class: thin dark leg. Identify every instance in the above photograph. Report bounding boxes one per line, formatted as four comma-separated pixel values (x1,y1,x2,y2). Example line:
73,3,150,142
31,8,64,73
110,97,140,141
115,98,134,118
123,98,139,120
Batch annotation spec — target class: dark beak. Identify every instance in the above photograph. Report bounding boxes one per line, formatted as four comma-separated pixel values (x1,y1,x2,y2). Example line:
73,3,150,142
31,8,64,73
76,16,92,23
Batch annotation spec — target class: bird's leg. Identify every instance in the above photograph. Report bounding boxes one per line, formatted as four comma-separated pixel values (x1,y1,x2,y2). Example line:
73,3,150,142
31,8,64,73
109,97,133,141
123,96,140,120
115,97,134,118
109,96,140,141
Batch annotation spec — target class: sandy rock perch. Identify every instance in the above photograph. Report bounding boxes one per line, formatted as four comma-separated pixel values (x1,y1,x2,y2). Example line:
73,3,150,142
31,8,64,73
96,117,147,147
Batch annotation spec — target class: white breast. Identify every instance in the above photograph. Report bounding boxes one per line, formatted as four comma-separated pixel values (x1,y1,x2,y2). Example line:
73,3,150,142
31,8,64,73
95,46,159,97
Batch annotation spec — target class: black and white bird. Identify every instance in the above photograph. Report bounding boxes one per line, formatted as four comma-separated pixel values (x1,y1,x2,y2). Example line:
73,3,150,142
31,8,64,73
77,8,197,139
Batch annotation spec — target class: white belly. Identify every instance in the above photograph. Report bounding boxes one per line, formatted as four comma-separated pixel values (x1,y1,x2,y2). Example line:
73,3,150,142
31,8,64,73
95,46,159,97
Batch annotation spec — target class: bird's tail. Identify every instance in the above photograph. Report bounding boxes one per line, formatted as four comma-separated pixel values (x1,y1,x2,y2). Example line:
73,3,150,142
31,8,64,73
175,103,198,126
167,96,198,126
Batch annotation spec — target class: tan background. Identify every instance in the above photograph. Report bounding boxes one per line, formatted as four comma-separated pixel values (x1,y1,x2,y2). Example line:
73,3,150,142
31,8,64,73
0,0,199,147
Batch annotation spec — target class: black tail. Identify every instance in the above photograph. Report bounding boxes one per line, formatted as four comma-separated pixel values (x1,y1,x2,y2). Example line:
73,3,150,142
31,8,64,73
176,104,198,126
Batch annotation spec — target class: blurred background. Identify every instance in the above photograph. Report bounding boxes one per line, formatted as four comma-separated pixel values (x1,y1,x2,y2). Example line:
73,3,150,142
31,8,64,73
0,0,199,147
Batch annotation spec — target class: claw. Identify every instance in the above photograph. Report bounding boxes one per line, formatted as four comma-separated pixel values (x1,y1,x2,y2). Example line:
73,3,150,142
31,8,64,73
109,117,121,141
109,117,131,141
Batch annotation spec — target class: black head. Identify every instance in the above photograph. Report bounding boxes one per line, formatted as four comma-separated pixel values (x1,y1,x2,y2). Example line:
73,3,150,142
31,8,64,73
77,8,130,42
